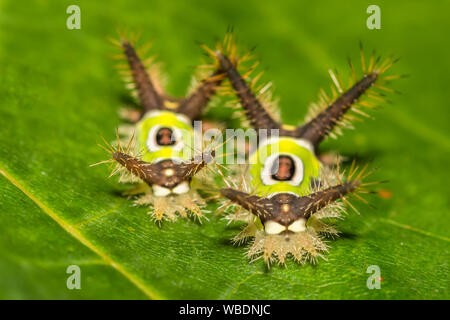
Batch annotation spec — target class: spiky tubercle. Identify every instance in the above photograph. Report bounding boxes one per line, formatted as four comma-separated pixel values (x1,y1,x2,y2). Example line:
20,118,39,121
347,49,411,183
112,150,210,188
216,53,282,132
121,40,164,112
220,179,359,225
296,73,378,146
177,71,225,120
297,180,360,220
112,151,156,185
212,39,400,147
202,33,282,133
114,33,225,121
297,49,400,146
92,136,217,222
220,188,272,219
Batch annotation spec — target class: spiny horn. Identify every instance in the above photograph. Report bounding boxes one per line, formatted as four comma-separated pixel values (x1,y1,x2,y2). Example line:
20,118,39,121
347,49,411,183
177,70,225,120
121,40,164,112
294,73,378,146
220,188,273,220
176,150,216,180
112,151,157,185
296,180,361,219
216,53,282,132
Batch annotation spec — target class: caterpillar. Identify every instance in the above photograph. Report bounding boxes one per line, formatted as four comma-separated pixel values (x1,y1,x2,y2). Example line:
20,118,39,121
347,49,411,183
93,34,224,222
211,39,399,265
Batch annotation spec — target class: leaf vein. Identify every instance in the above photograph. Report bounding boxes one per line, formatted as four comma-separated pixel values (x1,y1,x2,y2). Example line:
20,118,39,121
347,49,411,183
380,218,450,242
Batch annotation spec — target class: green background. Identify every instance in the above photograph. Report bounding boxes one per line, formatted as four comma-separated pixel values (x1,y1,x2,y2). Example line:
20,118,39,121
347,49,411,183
0,0,448,299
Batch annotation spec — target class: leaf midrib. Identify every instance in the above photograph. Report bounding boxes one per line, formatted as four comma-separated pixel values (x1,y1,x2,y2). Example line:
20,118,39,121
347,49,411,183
0,164,162,300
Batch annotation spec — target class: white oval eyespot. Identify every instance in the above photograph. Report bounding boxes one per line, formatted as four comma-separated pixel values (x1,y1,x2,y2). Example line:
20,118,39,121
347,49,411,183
260,153,304,186
146,126,185,153
146,125,163,152
287,218,306,233
152,185,171,197
172,181,190,195
264,220,286,235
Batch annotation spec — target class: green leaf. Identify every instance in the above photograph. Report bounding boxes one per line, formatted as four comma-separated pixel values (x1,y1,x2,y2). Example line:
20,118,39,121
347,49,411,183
0,0,448,299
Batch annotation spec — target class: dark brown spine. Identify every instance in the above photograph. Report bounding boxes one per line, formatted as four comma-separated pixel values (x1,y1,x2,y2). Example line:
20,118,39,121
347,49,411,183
112,151,156,185
122,41,164,112
217,53,281,131
296,73,378,146
178,149,215,179
220,188,272,219
177,70,224,120
178,160,206,180
298,181,360,219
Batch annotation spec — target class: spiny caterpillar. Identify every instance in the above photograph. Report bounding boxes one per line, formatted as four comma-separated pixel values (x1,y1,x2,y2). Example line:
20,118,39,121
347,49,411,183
212,38,399,265
93,34,224,222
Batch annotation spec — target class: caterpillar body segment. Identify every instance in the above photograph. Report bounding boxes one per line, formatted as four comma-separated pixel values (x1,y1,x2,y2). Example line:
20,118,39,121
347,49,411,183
214,41,397,264
95,35,225,222
221,160,374,265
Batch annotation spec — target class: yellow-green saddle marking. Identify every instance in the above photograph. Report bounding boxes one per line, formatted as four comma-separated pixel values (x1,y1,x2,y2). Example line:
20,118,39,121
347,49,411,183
137,110,194,163
249,137,321,197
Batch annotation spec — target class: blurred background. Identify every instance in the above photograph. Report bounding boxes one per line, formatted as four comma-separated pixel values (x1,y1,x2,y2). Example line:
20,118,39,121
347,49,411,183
0,0,448,299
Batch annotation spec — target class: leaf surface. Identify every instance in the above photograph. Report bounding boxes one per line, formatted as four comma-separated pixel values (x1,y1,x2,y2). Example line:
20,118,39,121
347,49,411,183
0,0,448,299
